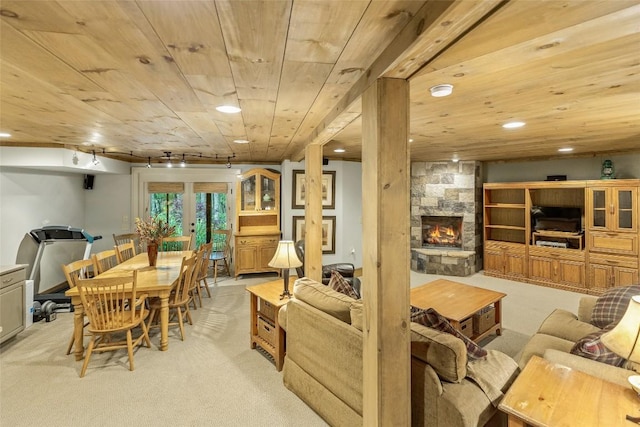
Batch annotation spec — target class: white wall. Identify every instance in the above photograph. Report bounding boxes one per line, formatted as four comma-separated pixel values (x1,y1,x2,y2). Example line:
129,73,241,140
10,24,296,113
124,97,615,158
485,153,640,182
281,159,363,267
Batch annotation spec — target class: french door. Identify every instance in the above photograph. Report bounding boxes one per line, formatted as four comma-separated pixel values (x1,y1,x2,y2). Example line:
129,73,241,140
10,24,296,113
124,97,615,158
147,182,231,249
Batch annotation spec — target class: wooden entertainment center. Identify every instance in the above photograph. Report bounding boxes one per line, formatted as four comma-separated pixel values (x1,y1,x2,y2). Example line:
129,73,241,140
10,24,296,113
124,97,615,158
483,179,639,295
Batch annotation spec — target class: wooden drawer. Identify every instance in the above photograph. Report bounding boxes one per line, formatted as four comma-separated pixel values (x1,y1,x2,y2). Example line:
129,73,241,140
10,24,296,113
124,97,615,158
485,240,526,254
529,246,585,261
588,232,637,256
589,253,638,269
1,269,25,290
236,236,279,246
257,316,276,347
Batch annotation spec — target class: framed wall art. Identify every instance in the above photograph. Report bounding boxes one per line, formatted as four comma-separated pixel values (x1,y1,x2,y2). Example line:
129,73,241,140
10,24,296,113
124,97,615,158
292,170,336,210
292,215,336,254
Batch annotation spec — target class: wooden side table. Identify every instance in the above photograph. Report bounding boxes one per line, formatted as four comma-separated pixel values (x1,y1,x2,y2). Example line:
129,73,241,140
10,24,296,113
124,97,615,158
246,277,295,371
499,355,639,426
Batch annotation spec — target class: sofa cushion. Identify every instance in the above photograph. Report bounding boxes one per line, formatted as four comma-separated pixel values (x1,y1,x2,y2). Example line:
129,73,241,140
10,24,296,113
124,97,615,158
410,322,468,383
328,270,359,299
465,350,519,407
570,323,626,367
537,309,600,343
293,277,355,324
411,307,487,359
591,285,640,328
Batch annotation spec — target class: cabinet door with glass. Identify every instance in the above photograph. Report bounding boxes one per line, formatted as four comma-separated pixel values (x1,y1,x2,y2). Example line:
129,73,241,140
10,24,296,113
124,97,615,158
587,185,637,233
239,169,279,214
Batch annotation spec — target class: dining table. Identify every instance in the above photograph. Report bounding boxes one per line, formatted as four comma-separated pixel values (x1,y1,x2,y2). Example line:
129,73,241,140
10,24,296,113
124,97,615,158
65,250,192,361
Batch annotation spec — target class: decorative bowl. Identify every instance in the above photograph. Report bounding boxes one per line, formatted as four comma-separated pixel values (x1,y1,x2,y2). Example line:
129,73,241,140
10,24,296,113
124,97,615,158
629,375,640,395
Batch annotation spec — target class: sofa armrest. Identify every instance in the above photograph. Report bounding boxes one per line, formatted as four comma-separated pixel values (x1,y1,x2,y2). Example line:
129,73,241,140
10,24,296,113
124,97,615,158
410,322,467,383
537,309,600,343
577,296,598,324
542,349,631,388
278,303,288,332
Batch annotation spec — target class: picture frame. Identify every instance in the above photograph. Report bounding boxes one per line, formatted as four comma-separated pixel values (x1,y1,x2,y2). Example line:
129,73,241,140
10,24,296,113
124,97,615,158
292,170,336,210
292,216,336,254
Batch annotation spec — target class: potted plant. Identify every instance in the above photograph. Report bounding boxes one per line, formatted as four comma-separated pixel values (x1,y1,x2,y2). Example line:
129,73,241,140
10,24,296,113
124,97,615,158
135,217,176,266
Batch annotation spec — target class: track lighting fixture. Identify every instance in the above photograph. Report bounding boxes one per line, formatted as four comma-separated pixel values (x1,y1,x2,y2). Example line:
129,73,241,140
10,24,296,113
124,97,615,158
181,154,186,167
147,157,152,168
92,150,100,165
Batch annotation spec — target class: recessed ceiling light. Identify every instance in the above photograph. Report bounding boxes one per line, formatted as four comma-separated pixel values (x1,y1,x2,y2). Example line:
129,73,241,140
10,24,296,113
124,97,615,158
452,154,460,162
502,121,526,129
233,139,250,144
409,138,414,143
216,105,241,114
558,147,574,152
334,148,346,153
0,132,11,138
429,84,453,98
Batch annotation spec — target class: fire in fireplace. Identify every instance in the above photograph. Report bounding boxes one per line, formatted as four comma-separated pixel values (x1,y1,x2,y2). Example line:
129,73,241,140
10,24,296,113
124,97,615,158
422,216,463,249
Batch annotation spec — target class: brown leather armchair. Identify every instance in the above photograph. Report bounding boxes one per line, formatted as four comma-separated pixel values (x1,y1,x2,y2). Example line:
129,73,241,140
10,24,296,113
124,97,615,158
294,240,361,297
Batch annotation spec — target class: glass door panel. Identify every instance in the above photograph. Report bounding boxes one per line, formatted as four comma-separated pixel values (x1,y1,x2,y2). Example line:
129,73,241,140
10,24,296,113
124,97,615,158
150,193,184,235
591,189,606,228
194,192,228,248
617,189,634,230
261,176,276,211
241,176,256,211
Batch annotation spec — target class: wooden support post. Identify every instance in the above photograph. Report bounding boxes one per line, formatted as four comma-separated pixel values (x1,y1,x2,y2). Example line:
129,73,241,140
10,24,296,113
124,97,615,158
362,78,411,425
304,144,323,282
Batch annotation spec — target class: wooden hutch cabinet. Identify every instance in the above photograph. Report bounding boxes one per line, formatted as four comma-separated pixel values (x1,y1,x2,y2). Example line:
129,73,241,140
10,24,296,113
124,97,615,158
586,182,639,290
234,168,281,278
483,179,640,295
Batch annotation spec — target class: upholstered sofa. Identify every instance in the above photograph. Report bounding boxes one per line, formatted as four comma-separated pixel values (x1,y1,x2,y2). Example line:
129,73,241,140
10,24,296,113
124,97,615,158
518,295,635,387
278,277,519,427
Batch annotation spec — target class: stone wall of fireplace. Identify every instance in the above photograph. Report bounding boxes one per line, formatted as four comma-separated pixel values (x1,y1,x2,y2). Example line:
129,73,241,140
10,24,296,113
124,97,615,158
410,161,483,275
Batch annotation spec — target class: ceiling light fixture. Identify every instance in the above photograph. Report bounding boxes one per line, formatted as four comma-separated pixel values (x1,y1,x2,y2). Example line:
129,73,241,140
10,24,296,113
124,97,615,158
216,105,241,114
0,132,11,138
181,154,186,167
147,157,152,168
91,150,100,165
233,139,250,144
502,121,526,129
452,154,460,163
334,148,346,153
409,138,414,143
429,84,453,98
558,147,574,152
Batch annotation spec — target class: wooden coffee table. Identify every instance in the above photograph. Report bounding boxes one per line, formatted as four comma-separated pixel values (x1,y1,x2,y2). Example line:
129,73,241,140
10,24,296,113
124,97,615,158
410,278,506,342
499,355,638,426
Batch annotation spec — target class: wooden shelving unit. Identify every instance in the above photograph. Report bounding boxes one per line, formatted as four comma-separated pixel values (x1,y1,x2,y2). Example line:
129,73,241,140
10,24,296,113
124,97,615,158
483,179,640,295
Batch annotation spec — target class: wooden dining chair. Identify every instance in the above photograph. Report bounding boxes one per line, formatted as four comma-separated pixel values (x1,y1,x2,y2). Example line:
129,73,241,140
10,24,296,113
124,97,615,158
91,249,119,275
75,270,151,377
160,235,192,252
115,240,136,263
196,242,213,302
61,258,95,355
147,255,198,341
210,229,232,283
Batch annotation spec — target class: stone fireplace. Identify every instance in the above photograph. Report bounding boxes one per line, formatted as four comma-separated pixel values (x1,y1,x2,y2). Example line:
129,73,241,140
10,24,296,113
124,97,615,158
411,161,483,276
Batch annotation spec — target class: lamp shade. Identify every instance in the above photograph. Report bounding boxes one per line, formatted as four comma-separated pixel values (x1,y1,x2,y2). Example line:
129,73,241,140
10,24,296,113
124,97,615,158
268,240,302,269
602,295,640,363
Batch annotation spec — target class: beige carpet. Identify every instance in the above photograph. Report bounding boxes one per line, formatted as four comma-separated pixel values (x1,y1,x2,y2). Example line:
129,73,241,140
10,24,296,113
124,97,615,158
0,270,584,426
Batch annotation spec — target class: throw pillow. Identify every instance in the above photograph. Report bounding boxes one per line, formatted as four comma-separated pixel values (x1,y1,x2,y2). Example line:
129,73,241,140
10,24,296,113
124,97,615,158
570,323,626,367
410,306,487,359
328,270,359,299
591,285,640,328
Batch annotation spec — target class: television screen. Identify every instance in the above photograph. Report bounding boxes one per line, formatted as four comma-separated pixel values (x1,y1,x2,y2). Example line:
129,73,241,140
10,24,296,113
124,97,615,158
531,206,582,232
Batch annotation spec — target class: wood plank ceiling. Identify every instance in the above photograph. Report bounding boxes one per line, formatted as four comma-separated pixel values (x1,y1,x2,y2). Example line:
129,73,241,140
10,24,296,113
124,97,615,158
1,1,639,165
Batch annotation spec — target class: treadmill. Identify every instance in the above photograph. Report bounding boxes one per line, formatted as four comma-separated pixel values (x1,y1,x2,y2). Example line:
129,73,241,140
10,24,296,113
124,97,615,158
15,226,102,309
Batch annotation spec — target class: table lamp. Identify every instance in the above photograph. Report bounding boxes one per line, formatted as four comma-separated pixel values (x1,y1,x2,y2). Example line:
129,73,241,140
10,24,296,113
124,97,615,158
601,295,640,395
268,240,302,300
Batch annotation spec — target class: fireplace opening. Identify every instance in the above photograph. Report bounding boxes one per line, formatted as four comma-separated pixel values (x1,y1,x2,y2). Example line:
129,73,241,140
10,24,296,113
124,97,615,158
422,216,463,249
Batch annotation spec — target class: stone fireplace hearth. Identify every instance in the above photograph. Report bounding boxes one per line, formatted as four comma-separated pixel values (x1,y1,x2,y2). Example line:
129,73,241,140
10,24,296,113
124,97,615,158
411,161,483,276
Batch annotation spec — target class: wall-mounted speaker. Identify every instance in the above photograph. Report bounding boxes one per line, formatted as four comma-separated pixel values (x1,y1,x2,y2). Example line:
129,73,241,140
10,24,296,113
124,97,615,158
83,174,95,190
322,157,329,166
